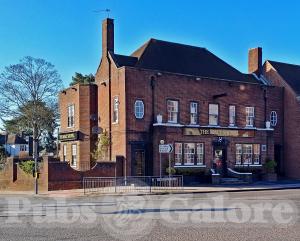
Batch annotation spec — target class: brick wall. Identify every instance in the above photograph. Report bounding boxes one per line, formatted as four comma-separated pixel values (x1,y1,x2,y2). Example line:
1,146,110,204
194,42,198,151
264,61,300,178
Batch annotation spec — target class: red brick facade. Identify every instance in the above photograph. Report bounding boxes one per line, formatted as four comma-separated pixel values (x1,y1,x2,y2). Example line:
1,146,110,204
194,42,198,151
58,18,300,180
59,84,98,171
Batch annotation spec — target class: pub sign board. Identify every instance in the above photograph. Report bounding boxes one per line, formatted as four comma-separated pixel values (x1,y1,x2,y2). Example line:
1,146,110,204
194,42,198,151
58,131,80,142
184,128,255,138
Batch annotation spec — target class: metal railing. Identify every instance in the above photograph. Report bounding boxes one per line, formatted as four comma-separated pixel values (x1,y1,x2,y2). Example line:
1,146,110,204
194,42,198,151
83,175,184,194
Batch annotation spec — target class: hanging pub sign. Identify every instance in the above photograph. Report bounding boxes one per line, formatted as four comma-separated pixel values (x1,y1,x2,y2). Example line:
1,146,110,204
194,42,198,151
58,131,80,142
184,127,255,138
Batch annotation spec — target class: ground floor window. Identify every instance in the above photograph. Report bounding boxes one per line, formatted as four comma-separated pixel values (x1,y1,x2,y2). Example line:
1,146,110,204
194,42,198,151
71,144,77,167
20,145,27,152
236,144,261,165
175,142,204,166
63,144,67,162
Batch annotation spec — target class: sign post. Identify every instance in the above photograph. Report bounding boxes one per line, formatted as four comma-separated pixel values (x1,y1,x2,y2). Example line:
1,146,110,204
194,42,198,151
159,144,173,181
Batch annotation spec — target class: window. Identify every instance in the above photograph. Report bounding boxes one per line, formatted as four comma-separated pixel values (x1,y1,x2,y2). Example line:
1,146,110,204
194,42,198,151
184,143,195,165
270,111,277,127
209,104,219,126
235,144,242,165
190,102,198,124
246,107,255,127
229,105,236,126
71,144,77,167
174,143,183,165
196,143,204,165
243,144,253,164
167,100,179,123
113,96,119,123
20,145,27,152
253,144,260,164
134,100,144,119
235,144,261,165
67,104,75,127
63,144,67,162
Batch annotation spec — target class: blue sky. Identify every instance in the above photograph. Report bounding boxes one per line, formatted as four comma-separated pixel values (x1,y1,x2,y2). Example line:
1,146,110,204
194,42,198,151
1,0,300,87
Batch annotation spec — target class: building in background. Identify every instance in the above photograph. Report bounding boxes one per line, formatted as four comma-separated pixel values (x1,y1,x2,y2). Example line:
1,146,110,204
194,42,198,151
0,134,32,158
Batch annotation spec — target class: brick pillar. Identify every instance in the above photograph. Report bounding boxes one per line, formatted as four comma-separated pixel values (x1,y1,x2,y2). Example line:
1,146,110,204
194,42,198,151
248,47,262,76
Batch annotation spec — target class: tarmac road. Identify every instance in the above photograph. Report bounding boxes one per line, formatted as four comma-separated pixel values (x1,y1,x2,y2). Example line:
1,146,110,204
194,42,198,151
0,189,299,241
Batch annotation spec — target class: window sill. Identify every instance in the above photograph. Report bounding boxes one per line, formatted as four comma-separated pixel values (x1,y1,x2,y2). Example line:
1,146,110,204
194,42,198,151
153,122,184,127
235,164,262,167
175,165,206,168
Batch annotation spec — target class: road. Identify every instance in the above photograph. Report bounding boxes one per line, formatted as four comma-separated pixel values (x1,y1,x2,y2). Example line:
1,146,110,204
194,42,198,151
0,189,299,241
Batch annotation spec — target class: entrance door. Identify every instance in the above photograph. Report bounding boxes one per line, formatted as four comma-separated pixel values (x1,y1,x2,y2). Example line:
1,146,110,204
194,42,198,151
213,147,228,177
133,149,145,176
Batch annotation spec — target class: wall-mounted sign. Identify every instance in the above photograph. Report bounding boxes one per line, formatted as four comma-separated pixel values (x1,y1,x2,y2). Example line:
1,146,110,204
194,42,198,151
58,131,80,142
184,128,255,138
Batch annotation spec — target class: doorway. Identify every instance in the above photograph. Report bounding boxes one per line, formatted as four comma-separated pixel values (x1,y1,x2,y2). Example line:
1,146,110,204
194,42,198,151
213,147,228,177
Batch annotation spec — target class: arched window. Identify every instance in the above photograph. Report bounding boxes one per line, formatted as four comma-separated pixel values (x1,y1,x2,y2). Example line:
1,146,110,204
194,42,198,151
134,100,144,119
270,111,277,127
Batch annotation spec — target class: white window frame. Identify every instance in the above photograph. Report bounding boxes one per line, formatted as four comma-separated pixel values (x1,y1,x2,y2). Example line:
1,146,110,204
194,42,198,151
270,111,277,127
113,96,119,124
67,104,75,127
174,143,183,165
190,102,198,125
235,144,242,165
242,144,253,165
71,144,77,168
167,100,179,123
229,105,236,126
20,144,27,152
209,104,219,126
246,107,255,127
196,143,204,165
253,144,261,164
63,144,67,162
184,143,195,165
134,100,144,119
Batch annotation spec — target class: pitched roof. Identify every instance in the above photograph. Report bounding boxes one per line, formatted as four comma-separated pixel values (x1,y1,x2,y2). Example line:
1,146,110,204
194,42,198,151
268,60,300,95
112,38,259,84
0,134,27,145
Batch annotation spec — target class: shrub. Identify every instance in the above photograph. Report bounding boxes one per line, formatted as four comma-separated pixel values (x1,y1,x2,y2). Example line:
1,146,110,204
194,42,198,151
166,167,176,175
0,147,7,171
19,160,35,175
264,158,277,173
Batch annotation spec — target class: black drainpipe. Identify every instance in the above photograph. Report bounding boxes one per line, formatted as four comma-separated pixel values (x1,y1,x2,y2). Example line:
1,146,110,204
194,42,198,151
108,54,112,161
149,76,156,175
263,87,269,157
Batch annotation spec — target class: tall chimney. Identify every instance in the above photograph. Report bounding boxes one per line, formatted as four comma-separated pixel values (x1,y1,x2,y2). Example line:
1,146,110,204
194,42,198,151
102,18,114,57
248,47,262,77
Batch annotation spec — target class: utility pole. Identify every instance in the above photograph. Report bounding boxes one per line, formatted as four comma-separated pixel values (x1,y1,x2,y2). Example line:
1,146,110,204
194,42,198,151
33,121,38,195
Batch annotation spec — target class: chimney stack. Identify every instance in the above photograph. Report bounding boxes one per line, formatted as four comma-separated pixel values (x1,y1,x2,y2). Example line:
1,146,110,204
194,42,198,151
248,47,262,77
102,18,114,57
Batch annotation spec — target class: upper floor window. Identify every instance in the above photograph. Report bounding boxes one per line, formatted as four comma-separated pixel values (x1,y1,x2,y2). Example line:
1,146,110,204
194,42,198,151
134,100,144,119
229,105,236,126
167,100,179,123
270,111,277,127
246,107,255,127
209,104,219,126
20,145,27,152
113,96,119,123
190,102,198,125
67,104,75,127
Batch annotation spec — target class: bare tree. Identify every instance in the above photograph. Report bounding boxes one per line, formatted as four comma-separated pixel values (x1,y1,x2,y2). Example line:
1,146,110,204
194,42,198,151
0,56,62,194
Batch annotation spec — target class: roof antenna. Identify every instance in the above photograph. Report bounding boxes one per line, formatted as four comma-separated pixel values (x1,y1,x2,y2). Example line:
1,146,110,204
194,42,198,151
93,9,111,18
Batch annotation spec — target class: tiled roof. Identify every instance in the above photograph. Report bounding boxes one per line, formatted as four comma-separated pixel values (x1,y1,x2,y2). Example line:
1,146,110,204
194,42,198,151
268,60,300,95
111,38,260,84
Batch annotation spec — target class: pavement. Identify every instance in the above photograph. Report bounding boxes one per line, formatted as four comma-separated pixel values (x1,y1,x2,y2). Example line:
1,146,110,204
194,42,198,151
0,189,299,241
1,180,300,197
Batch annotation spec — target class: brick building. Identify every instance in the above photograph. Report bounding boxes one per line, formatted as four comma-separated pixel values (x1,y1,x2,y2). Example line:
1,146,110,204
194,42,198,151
59,83,98,171
59,18,299,180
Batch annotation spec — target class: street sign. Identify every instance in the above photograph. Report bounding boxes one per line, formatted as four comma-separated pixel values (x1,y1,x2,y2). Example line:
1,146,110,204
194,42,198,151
159,144,173,153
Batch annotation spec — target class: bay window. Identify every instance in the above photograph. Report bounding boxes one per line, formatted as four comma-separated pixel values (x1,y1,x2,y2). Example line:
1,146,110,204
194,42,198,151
235,144,261,165
174,143,183,165
196,143,204,165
